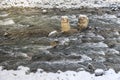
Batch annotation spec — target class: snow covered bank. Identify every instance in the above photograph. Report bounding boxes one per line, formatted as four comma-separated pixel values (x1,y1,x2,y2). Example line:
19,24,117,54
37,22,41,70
0,66,120,80
0,0,120,9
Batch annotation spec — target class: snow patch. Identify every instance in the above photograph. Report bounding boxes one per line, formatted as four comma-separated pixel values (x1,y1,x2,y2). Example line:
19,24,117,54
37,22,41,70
0,66,120,80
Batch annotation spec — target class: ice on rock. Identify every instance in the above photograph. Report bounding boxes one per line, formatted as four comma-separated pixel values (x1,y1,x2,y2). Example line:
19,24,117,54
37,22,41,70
17,66,30,72
94,69,105,76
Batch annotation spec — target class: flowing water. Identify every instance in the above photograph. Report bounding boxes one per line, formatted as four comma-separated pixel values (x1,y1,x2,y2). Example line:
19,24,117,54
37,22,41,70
0,8,120,72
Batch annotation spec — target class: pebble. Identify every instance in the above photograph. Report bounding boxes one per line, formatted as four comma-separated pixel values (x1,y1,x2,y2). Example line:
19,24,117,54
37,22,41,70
94,69,104,76
48,30,58,37
42,9,47,14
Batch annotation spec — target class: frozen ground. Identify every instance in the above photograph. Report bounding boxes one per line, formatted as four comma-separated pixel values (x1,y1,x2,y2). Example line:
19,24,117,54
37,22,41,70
0,66,120,80
0,0,120,8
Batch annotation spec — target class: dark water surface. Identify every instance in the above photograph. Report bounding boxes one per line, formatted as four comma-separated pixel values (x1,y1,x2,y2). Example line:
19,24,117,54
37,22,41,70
0,8,120,72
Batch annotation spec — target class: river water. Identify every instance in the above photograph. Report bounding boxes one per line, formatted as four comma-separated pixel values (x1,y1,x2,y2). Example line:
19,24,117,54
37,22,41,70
0,8,120,72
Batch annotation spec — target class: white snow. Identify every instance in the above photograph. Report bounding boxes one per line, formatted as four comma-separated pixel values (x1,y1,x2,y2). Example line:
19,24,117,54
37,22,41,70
0,0,120,9
94,69,105,76
0,66,120,80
